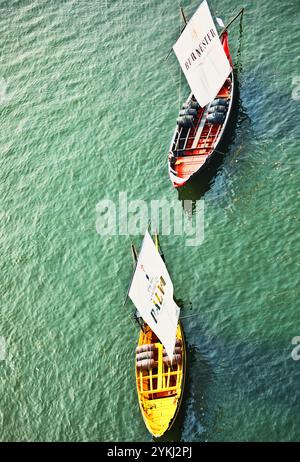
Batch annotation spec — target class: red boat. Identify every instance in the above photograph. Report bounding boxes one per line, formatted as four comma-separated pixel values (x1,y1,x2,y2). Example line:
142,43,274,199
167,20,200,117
168,2,243,188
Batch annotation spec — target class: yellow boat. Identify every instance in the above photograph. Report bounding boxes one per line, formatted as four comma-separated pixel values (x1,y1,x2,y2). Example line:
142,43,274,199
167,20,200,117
135,321,186,438
127,230,186,438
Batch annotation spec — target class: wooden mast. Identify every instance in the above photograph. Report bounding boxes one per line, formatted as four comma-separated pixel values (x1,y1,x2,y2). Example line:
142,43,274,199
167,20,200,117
180,6,188,27
219,7,244,37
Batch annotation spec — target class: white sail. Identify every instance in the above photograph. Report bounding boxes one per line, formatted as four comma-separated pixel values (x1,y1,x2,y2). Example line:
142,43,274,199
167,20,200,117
129,231,180,360
173,0,231,107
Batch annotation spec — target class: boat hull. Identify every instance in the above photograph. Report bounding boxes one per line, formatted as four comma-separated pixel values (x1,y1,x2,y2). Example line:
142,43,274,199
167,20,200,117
135,321,186,438
168,71,235,188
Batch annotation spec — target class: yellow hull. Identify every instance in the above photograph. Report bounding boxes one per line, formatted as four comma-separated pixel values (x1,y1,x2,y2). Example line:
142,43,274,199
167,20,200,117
135,321,186,438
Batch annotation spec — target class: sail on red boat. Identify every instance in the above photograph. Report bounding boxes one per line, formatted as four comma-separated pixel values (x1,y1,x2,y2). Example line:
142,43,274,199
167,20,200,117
168,1,242,188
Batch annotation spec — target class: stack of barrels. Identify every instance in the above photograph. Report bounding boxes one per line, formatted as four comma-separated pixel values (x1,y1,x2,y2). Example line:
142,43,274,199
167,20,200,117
136,339,183,372
207,98,229,124
136,344,156,372
176,98,200,128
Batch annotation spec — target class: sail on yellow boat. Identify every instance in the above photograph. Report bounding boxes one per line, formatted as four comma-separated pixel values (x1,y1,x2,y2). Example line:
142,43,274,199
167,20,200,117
128,230,186,438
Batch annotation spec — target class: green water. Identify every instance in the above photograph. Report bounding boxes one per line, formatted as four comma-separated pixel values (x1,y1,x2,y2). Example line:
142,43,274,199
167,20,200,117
0,0,299,442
